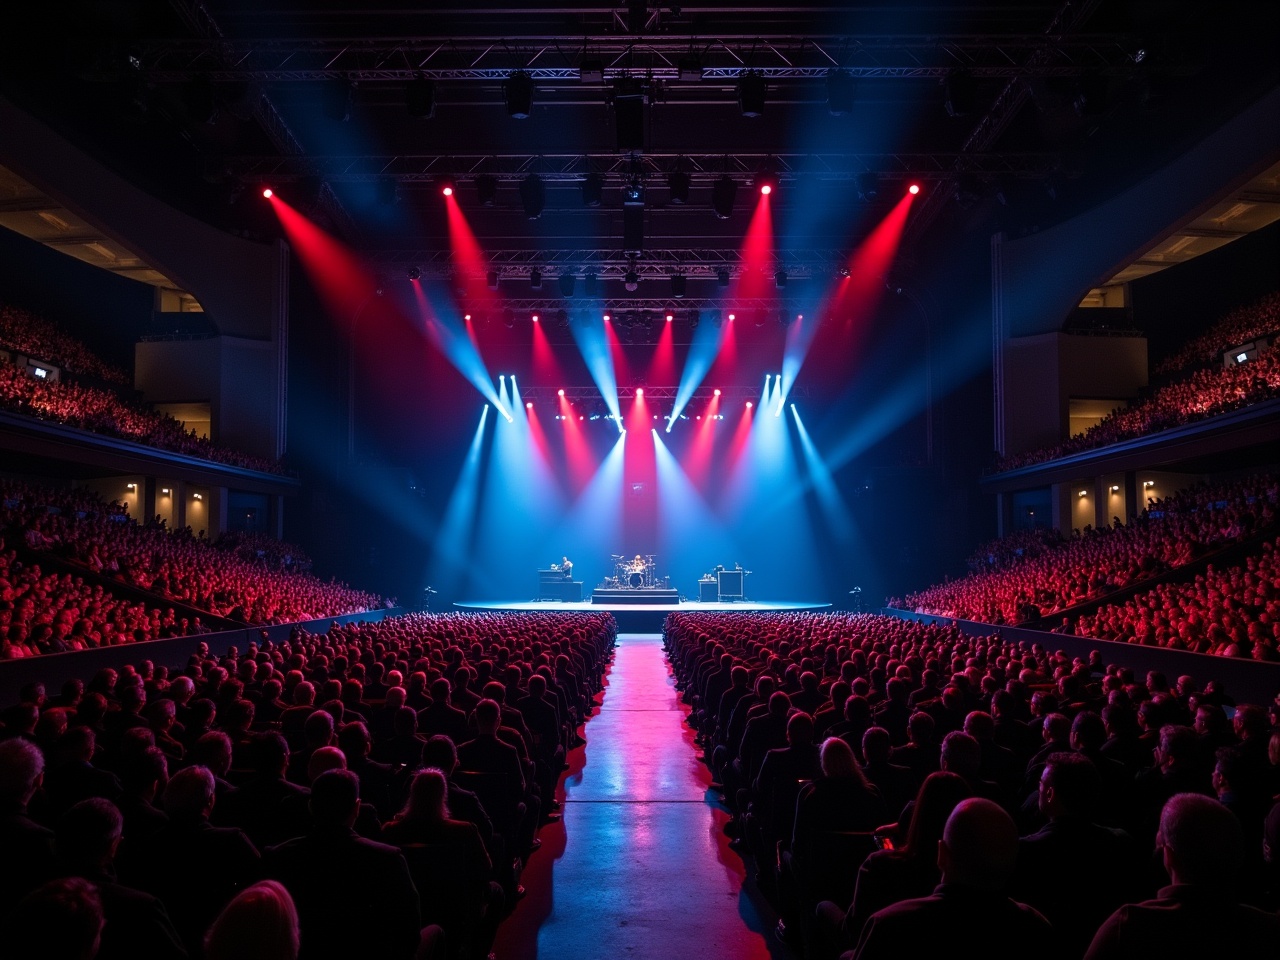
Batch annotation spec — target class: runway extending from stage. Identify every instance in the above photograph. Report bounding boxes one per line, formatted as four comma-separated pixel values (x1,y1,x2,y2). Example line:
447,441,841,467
454,599,831,631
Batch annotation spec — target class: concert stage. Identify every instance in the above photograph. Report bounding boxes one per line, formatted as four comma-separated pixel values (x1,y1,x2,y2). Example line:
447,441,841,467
454,599,831,632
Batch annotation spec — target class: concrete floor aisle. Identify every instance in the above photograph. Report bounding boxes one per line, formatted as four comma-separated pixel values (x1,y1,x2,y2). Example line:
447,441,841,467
492,633,785,960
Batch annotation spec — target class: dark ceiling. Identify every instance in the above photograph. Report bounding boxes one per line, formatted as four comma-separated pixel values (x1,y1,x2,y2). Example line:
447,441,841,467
1,1,1277,303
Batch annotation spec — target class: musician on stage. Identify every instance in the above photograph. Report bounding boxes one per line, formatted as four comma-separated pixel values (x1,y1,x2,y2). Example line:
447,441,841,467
632,554,643,570
561,556,574,580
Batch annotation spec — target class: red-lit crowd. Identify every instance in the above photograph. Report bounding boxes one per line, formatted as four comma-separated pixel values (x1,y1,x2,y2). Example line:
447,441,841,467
996,292,1280,473
0,611,615,960
895,475,1279,652
2,481,388,657
667,611,1280,959
0,304,283,475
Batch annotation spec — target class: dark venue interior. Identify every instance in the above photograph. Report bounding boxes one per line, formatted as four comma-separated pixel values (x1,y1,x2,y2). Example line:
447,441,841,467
0,2,1278,958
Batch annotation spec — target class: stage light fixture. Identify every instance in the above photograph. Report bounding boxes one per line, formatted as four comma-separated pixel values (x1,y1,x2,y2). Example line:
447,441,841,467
323,79,354,122
667,167,691,204
519,174,545,218
407,76,436,119
475,175,498,206
558,388,565,396
530,268,542,289
464,313,472,322
827,70,856,115
622,180,645,206
531,314,539,322
774,270,788,289
261,187,273,199
711,175,737,219
665,313,673,323
526,401,533,409
407,266,422,281
581,172,604,207
438,177,455,197
503,311,515,328
738,72,766,117
584,273,598,296
635,388,644,398
836,266,851,279
486,270,499,290
559,273,576,297
505,71,534,118
614,76,647,151
624,269,640,292
746,401,753,409
713,388,721,396
856,171,879,202
671,274,686,298
908,182,921,195
754,166,778,196
688,309,700,329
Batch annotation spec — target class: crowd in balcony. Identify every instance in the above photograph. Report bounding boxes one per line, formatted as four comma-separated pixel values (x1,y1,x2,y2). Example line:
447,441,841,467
0,611,614,959
996,292,1280,473
1072,535,1280,660
894,475,1278,635
1,481,387,657
0,304,283,474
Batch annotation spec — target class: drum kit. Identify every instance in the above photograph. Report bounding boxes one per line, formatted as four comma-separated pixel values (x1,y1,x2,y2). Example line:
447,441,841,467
606,553,659,589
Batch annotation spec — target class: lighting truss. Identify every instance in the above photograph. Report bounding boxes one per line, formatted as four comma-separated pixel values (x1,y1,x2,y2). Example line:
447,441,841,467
233,151,1059,183
136,33,1139,83
522,385,809,403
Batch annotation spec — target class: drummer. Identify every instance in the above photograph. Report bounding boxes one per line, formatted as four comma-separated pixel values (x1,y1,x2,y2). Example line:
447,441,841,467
633,553,644,570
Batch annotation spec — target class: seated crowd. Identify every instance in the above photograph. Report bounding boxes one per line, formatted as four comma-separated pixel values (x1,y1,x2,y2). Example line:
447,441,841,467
895,473,1278,634
0,304,282,474
1071,534,1280,659
0,303,131,387
1151,290,1280,378
0,610,614,960
1,480,387,654
666,610,1280,959
996,292,1280,473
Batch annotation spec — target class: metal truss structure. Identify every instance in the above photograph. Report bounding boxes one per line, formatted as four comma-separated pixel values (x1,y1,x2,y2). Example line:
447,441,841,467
517,384,809,403
137,33,1139,83
235,150,1059,183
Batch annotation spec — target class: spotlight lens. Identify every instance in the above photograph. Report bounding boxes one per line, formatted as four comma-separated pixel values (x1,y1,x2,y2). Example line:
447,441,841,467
713,389,721,397
526,402,533,409
636,388,644,398
464,314,472,321
760,184,772,195
665,314,673,322
603,314,611,322
442,186,454,196
261,188,273,199
531,314,539,322
728,313,735,321
558,389,565,397
908,183,921,195
746,401,753,408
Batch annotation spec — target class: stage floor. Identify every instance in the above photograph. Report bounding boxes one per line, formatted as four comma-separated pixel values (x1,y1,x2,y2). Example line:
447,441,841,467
454,599,830,631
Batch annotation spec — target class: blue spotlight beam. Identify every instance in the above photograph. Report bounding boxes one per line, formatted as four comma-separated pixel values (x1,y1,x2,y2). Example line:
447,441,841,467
667,319,725,431
429,405,493,593
415,282,509,416
570,315,621,428
790,404,854,541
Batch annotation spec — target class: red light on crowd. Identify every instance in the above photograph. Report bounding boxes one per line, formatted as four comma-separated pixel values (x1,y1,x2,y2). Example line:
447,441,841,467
908,183,921,195
261,188,273,199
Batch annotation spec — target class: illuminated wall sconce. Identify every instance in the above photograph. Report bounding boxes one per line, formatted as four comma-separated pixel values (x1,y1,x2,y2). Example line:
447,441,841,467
1078,490,1088,497
161,488,171,495
193,493,203,501
1143,480,1155,488
126,483,137,490
1110,485,1120,492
